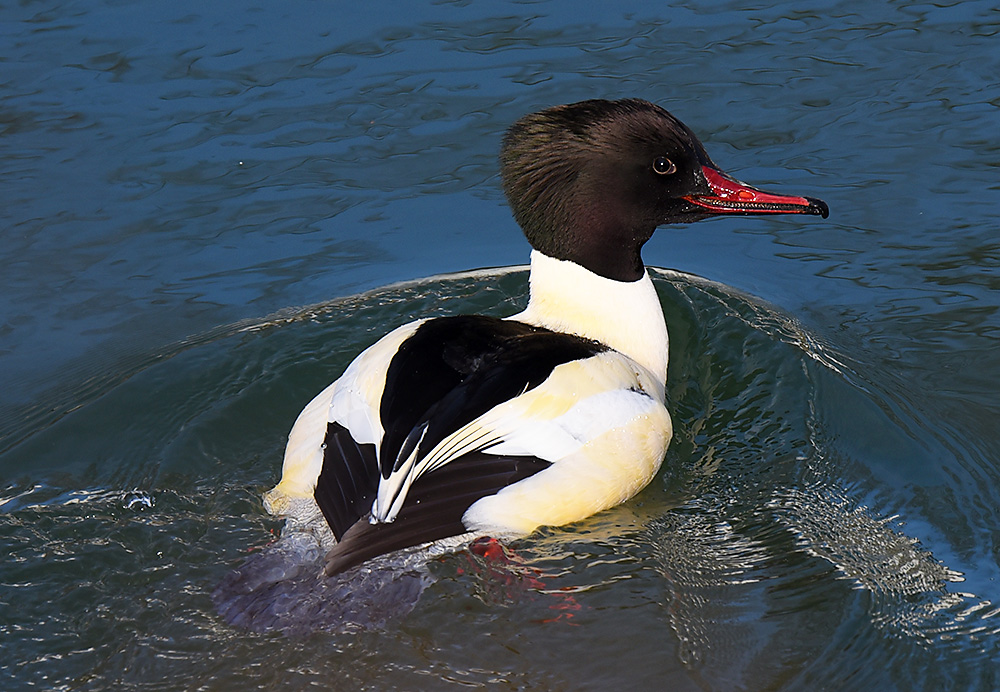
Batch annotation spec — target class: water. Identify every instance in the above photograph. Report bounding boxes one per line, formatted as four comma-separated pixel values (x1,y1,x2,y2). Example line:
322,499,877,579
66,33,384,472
3,0,1000,689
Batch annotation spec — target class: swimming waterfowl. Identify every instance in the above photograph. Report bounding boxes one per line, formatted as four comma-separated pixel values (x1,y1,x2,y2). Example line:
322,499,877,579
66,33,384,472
263,98,828,577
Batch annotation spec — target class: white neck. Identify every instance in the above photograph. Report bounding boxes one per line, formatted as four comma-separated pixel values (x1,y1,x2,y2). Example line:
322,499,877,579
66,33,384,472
510,250,669,387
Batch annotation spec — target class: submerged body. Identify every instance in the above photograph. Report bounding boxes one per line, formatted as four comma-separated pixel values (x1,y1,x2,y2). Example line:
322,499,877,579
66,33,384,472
215,98,827,629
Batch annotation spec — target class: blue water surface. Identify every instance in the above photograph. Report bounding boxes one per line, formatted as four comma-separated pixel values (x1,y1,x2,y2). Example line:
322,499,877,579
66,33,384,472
3,1,1000,690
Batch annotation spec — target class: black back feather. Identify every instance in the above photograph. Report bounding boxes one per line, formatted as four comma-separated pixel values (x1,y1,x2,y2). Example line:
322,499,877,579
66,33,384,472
379,315,605,478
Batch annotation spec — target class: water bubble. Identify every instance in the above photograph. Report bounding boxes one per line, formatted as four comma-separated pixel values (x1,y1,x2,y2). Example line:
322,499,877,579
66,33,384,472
123,490,154,511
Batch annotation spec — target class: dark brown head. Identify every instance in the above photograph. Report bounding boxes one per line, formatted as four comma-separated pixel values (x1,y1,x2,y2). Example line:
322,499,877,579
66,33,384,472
500,99,828,282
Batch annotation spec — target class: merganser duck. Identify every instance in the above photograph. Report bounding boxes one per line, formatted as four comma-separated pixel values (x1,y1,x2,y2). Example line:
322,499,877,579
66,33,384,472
263,98,828,576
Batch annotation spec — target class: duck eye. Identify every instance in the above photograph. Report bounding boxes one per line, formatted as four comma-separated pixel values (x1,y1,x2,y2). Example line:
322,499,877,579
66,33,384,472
653,156,676,175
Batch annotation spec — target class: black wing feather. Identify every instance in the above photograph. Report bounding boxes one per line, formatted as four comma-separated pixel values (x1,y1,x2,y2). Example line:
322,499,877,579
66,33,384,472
323,452,550,575
314,422,379,541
